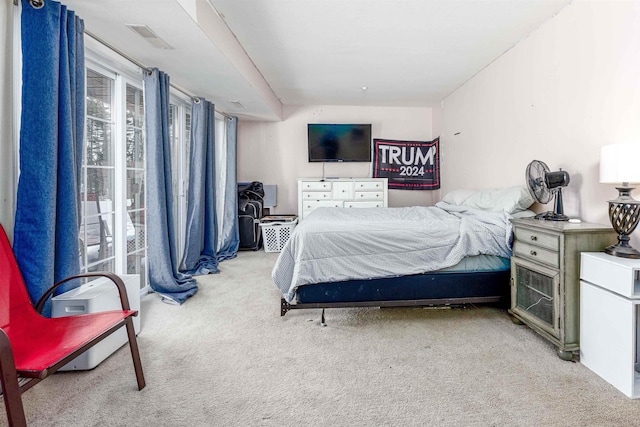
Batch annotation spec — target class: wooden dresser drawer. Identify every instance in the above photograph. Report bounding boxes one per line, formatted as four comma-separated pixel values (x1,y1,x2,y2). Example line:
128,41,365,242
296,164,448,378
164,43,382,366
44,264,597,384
355,181,384,191
302,191,331,200
332,182,354,199
344,201,384,208
300,181,332,191
302,200,343,218
514,241,559,268
514,227,560,251
354,191,384,201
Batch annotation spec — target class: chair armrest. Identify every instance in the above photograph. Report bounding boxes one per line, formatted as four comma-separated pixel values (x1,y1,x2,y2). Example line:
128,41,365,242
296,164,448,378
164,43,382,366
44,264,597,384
35,272,133,315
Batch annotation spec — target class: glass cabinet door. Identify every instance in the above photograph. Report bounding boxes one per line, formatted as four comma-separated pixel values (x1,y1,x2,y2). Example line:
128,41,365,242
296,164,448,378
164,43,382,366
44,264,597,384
511,256,561,338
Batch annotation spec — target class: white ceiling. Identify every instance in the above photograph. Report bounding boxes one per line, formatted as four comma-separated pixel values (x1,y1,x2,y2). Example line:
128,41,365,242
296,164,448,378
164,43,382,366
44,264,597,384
61,0,571,121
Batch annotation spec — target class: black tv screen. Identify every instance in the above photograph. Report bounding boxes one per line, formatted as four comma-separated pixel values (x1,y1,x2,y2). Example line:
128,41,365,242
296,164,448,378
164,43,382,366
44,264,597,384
308,124,372,162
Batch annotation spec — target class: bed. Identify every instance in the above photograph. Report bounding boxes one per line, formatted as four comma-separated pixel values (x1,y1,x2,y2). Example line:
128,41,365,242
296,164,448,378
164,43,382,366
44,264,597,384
272,186,535,318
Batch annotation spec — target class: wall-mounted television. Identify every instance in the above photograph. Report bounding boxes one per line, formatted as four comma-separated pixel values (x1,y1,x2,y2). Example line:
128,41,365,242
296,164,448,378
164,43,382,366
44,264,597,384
308,123,372,162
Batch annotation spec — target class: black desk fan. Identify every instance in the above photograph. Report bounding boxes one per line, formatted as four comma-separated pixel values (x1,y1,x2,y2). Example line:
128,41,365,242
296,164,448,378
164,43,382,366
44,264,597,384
526,160,571,221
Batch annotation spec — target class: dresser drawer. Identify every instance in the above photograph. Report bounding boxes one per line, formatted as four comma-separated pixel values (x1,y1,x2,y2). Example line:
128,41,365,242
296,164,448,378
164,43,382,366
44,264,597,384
355,181,384,191
332,182,354,200
302,191,332,200
300,181,332,191
514,241,559,268
344,201,384,208
353,191,384,201
302,200,343,218
514,227,559,251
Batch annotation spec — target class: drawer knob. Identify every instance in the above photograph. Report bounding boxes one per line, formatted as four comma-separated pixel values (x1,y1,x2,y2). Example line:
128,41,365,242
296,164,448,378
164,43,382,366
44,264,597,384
530,236,537,241
530,250,537,256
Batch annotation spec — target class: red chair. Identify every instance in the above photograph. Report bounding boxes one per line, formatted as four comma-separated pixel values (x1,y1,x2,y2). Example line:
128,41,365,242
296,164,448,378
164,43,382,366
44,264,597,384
0,224,145,426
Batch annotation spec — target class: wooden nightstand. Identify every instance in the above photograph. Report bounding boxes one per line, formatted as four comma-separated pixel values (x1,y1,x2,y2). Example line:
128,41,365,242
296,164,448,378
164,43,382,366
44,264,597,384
509,218,616,360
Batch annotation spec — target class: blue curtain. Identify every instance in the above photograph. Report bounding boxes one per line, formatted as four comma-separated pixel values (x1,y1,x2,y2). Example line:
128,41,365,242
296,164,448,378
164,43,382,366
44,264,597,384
180,99,219,275
143,68,197,304
13,0,84,316
216,116,239,260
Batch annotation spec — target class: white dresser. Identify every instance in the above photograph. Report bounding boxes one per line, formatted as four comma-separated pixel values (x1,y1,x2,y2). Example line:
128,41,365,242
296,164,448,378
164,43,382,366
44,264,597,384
297,178,388,220
580,252,640,398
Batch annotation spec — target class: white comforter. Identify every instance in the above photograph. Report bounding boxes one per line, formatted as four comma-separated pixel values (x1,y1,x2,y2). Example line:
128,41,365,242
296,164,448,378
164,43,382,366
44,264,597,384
273,202,513,303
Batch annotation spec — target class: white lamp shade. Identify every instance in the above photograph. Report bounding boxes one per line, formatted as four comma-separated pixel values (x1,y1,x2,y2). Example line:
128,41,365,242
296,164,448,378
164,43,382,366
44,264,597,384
600,143,640,184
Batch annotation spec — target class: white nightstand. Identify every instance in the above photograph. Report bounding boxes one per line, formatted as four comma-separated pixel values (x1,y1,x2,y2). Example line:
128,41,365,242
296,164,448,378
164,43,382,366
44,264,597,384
580,252,640,398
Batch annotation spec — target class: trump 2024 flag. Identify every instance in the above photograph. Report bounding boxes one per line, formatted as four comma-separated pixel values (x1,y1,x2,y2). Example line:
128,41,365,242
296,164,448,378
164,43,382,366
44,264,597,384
372,137,440,190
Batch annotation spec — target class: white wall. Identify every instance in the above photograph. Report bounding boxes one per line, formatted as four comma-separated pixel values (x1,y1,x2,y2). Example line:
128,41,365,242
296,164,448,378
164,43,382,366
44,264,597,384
0,1,14,238
442,0,640,231
237,105,440,215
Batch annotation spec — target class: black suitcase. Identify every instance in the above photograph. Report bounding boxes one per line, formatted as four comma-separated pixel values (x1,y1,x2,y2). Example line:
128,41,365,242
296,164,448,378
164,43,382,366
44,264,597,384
238,182,264,250
238,199,263,250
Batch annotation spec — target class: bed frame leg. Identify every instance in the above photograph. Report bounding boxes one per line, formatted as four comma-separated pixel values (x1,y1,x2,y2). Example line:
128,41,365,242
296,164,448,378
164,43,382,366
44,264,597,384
280,298,290,316
320,308,326,327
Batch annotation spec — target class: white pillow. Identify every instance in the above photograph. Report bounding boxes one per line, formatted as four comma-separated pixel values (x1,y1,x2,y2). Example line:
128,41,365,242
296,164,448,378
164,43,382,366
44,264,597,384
462,186,535,214
442,189,477,205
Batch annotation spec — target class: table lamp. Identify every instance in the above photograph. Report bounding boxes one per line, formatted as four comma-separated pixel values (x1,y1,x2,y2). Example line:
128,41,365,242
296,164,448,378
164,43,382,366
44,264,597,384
600,143,640,258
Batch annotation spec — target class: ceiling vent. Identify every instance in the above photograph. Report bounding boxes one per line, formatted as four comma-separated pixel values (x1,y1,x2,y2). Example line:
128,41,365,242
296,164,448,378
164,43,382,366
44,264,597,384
126,24,173,50
228,100,245,108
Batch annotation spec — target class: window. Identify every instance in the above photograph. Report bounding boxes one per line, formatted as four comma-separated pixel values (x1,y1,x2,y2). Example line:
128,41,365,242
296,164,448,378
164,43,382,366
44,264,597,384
125,84,146,286
81,68,116,274
80,60,148,291
169,99,191,258
80,48,202,290
214,112,227,245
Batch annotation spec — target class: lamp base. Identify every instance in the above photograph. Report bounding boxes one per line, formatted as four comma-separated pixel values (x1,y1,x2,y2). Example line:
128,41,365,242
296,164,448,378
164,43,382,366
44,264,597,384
606,187,640,259
604,244,640,259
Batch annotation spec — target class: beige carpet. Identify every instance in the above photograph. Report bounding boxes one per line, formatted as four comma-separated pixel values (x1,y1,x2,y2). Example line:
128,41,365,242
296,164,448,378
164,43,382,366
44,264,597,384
13,250,640,426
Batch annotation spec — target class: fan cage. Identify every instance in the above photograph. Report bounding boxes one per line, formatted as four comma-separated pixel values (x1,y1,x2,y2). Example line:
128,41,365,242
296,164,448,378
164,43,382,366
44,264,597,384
527,160,552,204
526,160,570,221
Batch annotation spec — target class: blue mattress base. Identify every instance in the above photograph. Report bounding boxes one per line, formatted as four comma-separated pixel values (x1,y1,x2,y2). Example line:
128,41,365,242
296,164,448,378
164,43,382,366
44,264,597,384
295,269,511,304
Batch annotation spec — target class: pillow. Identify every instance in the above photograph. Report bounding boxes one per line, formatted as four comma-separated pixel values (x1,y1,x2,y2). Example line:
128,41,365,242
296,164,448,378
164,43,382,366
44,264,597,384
462,186,535,214
442,189,477,205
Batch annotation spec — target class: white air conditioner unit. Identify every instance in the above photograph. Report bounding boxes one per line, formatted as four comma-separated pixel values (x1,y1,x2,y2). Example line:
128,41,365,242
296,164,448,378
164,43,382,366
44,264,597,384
52,274,141,371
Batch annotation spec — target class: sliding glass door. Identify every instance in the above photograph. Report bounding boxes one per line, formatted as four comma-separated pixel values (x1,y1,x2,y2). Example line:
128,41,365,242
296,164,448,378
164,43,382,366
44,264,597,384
81,61,148,291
